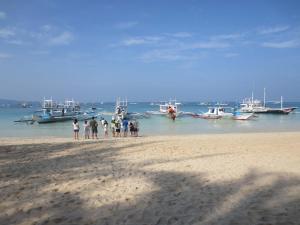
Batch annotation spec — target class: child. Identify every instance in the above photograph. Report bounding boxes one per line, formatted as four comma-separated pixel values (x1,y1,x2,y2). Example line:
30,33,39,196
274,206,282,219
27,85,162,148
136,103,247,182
111,117,116,137
129,121,134,137
83,120,90,139
103,120,109,137
115,120,121,137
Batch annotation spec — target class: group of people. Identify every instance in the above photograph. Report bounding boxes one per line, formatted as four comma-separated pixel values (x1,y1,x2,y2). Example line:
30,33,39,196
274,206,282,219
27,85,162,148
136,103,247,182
72,116,139,140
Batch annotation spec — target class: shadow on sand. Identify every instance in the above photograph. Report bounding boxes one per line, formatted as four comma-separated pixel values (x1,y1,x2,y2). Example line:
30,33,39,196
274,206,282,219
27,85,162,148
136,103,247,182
0,140,299,225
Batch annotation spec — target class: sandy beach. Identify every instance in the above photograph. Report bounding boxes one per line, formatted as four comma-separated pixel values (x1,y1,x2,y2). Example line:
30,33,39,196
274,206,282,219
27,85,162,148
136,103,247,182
1,132,300,225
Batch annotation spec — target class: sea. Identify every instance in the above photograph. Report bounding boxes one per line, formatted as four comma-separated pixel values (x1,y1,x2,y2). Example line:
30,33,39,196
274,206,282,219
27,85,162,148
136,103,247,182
0,102,300,138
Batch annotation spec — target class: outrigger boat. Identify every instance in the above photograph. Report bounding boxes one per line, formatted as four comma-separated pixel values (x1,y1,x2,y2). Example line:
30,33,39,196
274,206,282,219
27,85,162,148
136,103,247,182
193,107,232,119
147,99,182,120
33,98,82,123
115,97,128,120
193,106,254,120
240,89,297,114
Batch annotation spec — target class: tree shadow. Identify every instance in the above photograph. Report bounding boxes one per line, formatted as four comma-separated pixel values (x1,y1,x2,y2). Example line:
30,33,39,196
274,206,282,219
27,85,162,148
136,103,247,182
1,140,300,225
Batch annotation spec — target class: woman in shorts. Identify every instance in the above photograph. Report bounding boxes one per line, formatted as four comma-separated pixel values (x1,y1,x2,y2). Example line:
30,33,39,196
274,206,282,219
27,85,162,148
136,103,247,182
73,118,80,140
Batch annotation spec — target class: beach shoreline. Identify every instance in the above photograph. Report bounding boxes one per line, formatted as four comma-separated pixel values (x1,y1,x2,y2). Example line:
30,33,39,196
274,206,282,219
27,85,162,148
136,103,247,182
1,132,300,224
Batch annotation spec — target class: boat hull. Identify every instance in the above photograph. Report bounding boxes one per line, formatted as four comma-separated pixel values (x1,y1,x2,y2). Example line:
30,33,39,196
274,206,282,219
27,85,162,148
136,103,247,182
36,116,75,124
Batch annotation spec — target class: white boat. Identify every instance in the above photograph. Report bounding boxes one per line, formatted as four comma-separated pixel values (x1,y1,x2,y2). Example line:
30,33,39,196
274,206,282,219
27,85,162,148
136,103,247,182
159,100,182,120
240,98,268,113
240,89,296,114
232,111,254,120
194,106,253,120
34,98,82,123
115,97,128,120
146,99,182,120
196,107,233,119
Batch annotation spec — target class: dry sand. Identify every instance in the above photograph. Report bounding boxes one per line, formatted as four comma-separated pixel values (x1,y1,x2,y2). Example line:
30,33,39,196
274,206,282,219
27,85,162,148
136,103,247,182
0,132,300,225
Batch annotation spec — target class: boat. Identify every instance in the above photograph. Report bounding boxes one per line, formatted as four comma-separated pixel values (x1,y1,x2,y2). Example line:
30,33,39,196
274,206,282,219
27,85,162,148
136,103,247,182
115,97,128,120
194,106,254,120
240,89,296,114
33,98,82,123
159,99,182,120
21,102,32,108
14,115,35,124
232,111,254,120
146,99,182,120
194,107,233,119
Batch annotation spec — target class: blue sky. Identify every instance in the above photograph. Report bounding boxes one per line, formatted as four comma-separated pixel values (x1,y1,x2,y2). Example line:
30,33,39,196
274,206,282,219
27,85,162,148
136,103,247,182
0,0,300,102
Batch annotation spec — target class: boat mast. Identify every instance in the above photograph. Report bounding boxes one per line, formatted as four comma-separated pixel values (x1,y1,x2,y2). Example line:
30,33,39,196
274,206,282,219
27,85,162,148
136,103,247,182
263,88,266,107
281,96,283,109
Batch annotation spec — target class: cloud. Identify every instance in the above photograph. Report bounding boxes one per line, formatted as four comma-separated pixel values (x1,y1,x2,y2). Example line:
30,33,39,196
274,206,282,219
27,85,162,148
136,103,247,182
141,49,200,62
6,40,25,45
41,24,52,32
170,32,192,38
0,11,6,19
211,33,243,40
261,40,299,48
0,28,15,38
182,41,230,49
115,21,139,29
0,53,12,59
224,53,239,58
48,31,74,45
258,25,290,35
122,36,163,46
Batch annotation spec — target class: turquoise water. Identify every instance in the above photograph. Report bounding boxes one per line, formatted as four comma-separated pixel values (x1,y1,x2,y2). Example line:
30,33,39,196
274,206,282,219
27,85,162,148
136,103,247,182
0,102,300,138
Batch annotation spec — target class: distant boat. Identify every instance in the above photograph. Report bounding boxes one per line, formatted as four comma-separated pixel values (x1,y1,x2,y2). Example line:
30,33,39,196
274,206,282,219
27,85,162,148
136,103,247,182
216,102,228,106
21,102,32,108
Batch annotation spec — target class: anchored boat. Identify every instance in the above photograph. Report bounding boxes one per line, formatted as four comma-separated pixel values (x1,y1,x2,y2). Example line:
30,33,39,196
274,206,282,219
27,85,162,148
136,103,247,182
240,89,297,114
33,98,82,123
115,97,128,120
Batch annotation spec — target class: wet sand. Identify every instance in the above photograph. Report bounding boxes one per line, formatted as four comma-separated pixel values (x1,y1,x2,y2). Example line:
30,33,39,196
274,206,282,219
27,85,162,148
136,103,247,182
1,132,300,225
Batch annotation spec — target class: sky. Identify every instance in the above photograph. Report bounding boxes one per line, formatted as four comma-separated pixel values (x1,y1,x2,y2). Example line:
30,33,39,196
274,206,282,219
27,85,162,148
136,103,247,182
0,0,300,102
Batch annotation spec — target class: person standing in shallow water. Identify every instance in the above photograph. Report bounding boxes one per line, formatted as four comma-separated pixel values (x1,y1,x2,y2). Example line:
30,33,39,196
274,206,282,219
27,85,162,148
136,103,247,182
73,118,80,140
89,117,98,139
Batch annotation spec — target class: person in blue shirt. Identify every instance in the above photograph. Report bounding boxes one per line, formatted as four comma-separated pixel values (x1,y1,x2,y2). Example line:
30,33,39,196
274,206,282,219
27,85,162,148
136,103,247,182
122,119,129,137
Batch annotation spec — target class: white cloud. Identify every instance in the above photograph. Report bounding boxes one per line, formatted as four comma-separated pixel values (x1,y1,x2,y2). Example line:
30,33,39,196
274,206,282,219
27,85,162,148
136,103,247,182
261,40,299,48
6,40,24,45
0,53,12,59
141,49,200,62
171,32,192,38
122,36,163,46
258,25,290,35
115,21,139,29
48,31,74,45
211,33,243,40
182,41,230,49
0,11,6,19
0,28,15,38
